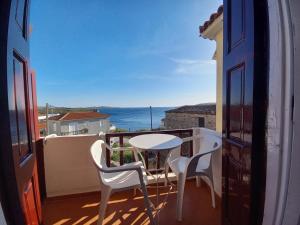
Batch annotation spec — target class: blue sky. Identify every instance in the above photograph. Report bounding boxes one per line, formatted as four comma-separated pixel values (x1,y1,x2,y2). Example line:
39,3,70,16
30,0,222,107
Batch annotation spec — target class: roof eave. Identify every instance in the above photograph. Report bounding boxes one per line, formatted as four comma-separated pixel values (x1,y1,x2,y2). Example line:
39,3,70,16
200,14,223,40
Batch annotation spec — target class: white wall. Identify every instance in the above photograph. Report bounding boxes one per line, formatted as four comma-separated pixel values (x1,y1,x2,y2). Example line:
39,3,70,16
48,120,61,135
0,202,7,225
263,0,300,225
49,119,110,135
213,31,223,197
83,119,110,134
44,134,103,197
282,0,300,224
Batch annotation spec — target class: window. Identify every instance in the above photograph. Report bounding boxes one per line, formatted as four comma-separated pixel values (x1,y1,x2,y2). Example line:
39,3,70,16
53,123,57,132
99,120,102,127
198,117,205,127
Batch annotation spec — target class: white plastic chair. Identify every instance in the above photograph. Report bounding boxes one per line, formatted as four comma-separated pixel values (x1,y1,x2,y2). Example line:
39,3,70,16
90,140,155,225
166,128,222,221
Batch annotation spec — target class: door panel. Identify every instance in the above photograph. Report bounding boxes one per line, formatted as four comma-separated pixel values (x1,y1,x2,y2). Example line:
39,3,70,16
228,64,244,140
0,0,42,224
229,0,245,50
222,0,268,225
23,180,39,225
15,0,29,38
13,53,32,160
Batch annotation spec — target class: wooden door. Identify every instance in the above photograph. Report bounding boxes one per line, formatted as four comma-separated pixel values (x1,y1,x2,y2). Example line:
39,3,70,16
222,1,268,225
0,0,42,224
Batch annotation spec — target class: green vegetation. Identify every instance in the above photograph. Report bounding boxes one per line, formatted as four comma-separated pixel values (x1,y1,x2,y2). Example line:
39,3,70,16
111,150,133,164
113,128,129,133
111,142,131,148
111,142,134,163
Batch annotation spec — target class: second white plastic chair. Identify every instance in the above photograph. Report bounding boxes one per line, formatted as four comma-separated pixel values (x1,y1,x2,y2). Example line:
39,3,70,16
166,128,222,221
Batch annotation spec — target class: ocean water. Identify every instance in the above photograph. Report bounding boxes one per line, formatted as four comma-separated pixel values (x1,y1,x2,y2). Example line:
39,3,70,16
98,107,173,131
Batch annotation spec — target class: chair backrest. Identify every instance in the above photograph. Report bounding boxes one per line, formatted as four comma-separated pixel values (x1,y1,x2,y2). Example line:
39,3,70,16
199,134,222,153
198,129,222,165
90,140,109,173
186,133,221,177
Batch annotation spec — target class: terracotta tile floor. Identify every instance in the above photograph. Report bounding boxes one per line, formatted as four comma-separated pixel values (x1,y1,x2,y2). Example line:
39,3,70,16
43,180,221,225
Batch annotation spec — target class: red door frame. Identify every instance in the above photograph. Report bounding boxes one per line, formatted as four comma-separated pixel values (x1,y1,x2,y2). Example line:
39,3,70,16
0,0,42,224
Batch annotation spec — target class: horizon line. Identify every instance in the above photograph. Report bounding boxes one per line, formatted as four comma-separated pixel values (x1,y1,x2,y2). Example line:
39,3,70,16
37,102,216,109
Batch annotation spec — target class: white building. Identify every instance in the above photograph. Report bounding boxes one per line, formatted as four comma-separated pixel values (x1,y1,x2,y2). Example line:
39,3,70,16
48,111,110,136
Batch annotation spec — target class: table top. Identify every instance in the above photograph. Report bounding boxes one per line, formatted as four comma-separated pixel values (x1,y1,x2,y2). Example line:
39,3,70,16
129,133,183,151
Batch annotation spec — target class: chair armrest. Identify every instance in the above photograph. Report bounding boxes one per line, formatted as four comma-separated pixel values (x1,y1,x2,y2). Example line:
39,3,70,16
186,146,219,177
102,164,143,173
102,143,146,185
101,164,146,187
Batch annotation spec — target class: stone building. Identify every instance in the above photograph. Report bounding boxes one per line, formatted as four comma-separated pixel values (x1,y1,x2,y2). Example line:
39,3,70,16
164,103,216,130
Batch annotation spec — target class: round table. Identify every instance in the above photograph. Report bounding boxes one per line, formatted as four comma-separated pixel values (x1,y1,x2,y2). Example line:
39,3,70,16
129,134,183,221
129,133,183,152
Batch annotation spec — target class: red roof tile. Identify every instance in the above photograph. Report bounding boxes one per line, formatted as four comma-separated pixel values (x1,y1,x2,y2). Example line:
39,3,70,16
49,111,110,121
199,5,223,34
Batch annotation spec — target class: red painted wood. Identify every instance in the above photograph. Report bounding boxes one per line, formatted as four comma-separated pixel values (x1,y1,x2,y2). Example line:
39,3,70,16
32,162,42,223
35,138,46,203
23,180,39,225
119,136,124,165
105,135,111,167
0,0,42,224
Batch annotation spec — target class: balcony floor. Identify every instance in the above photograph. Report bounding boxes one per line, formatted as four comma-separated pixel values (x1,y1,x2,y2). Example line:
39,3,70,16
43,180,221,225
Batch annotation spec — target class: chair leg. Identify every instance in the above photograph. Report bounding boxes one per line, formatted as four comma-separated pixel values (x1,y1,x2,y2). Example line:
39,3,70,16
208,174,216,208
98,187,112,225
140,182,156,225
196,176,201,187
164,163,170,186
176,173,186,221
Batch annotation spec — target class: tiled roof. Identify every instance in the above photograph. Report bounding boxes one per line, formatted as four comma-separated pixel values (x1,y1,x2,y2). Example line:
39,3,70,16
48,114,64,120
166,103,216,115
49,111,110,121
199,5,223,34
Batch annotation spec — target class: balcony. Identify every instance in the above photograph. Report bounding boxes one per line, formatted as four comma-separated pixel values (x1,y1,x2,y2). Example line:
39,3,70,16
38,128,222,224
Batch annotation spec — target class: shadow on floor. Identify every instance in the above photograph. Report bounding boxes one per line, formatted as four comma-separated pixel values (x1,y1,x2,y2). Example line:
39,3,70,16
43,180,221,225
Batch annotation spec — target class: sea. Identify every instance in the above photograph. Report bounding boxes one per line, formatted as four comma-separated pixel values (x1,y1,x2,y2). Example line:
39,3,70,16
98,107,173,131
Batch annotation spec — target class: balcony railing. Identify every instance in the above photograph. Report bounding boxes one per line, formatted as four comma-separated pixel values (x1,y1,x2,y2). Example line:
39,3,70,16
60,128,88,136
40,128,196,198
105,128,193,171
